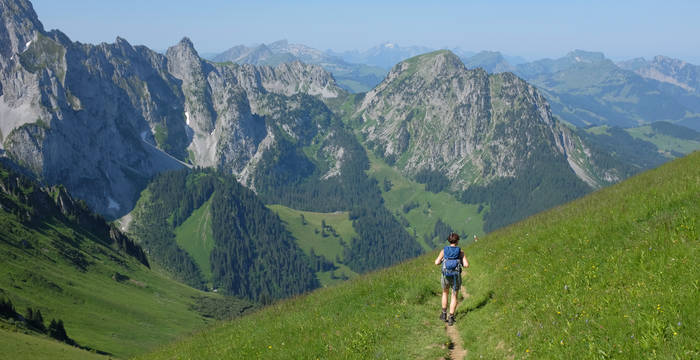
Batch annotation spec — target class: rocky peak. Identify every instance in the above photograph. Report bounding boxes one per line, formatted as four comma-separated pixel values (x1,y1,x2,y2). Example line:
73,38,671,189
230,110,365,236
356,49,607,190
166,37,201,67
0,0,44,59
385,50,464,85
166,37,207,89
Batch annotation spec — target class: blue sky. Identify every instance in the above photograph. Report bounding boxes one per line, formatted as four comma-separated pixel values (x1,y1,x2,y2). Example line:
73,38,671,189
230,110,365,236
31,0,700,63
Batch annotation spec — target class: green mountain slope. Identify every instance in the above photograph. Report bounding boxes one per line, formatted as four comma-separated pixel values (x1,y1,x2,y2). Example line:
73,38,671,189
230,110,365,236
268,204,359,286
577,121,700,179
366,150,484,249
140,151,699,359
0,328,106,360
625,121,700,156
515,50,700,129
174,198,215,281
0,162,254,358
128,168,320,302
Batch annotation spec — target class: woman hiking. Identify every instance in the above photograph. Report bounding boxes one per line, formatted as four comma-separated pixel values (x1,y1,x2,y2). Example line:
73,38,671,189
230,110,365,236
435,232,469,326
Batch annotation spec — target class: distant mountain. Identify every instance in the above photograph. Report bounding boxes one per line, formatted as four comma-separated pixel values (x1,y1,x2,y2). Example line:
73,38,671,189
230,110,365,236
329,42,434,70
513,50,700,130
618,55,700,93
212,39,387,92
461,50,515,73
348,50,624,230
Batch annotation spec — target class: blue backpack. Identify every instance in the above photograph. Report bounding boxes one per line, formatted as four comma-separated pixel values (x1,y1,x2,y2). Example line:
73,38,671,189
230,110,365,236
442,246,461,276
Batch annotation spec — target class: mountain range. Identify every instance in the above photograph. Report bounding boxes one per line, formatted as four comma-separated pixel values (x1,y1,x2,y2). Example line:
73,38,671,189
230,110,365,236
1,0,624,229
211,39,387,93
460,50,700,130
2,0,699,357
213,38,700,133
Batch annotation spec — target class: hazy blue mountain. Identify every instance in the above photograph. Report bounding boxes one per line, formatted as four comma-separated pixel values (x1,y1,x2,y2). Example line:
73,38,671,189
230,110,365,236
618,55,700,93
513,50,700,130
461,50,515,73
449,47,476,60
329,42,434,70
212,39,387,93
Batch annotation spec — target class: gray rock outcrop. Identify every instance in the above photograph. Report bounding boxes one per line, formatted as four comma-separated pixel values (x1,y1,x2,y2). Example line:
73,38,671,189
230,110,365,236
0,0,344,218
357,50,620,190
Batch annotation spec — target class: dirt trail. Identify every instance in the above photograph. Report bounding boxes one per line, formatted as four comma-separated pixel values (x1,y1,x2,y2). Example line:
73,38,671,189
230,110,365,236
445,286,470,360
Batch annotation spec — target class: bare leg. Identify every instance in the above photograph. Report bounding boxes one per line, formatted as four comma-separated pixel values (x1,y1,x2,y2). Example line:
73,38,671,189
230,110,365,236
449,289,458,315
442,288,449,310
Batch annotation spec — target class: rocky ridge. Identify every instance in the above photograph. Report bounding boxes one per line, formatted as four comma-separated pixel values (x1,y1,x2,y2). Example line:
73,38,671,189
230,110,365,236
618,55,700,93
0,0,345,218
356,50,619,190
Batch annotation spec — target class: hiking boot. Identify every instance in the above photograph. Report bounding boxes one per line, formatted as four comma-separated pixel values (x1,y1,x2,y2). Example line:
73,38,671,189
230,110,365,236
448,314,455,326
439,311,447,322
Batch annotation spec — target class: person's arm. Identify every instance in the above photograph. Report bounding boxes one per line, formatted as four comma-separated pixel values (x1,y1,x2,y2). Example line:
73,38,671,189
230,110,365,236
461,251,469,268
434,249,444,265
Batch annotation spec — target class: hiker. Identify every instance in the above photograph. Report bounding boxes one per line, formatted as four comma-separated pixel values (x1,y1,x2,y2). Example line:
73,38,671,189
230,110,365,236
435,232,469,326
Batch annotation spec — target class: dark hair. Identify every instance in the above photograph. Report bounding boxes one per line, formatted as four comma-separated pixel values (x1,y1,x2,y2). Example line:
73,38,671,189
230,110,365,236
447,232,460,244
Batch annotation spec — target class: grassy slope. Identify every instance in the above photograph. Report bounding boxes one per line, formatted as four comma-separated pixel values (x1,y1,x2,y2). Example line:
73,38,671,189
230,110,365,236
0,328,106,360
139,252,451,360
268,204,358,286
366,151,484,249
0,211,225,358
460,151,699,358
174,198,215,281
141,152,699,359
626,126,700,156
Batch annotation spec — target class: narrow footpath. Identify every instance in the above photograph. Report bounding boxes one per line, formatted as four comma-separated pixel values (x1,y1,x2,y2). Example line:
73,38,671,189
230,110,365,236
444,286,469,360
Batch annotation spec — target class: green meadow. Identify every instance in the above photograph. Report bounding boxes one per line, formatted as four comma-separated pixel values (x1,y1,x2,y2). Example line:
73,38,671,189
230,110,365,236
0,328,107,360
0,211,226,358
626,125,700,156
366,151,484,249
268,204,359,286
174,198,215,281
141,152,699,359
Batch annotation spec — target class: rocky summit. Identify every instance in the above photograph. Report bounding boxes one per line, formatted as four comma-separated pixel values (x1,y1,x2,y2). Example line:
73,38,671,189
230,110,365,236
355,50,620,191
0,0,343,218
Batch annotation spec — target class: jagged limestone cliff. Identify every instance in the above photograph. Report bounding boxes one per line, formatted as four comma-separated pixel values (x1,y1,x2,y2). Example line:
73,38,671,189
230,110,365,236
0,0,344,218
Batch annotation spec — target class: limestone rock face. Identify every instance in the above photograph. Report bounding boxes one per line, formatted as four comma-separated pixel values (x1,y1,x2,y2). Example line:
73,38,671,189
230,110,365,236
357,50,620,190
0,0,344,218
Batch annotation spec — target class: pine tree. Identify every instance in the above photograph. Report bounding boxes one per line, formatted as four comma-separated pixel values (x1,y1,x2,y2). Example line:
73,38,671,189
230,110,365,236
0,298,16,318
48,319,69,342
32,309,46,333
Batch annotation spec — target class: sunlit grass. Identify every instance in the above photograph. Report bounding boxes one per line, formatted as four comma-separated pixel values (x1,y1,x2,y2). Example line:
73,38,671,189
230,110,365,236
142,152,699,359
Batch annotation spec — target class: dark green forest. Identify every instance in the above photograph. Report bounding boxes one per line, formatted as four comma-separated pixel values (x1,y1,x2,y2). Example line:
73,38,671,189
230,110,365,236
461,153,591,232
129,169,319,302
